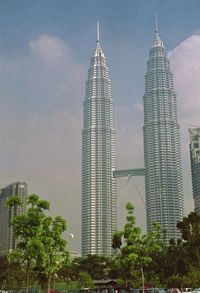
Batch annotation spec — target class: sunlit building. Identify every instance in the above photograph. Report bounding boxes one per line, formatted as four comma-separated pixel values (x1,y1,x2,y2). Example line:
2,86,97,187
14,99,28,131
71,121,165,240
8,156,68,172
82,24,117,256
143,24,184,242
0,182,27,256
189,128,200,213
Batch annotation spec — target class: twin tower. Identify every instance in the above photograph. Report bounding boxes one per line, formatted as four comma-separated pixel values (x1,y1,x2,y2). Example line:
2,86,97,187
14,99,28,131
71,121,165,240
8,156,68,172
81,23,184,256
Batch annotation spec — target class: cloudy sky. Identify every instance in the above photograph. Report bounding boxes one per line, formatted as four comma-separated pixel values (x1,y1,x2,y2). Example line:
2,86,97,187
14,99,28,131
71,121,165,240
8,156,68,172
0,0,200,252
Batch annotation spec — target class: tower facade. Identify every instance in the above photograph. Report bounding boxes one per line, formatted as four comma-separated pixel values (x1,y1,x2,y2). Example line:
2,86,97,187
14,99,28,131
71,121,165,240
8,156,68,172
82,25,116,256
143,26,184,242
0,182,27,256
189,128,200,213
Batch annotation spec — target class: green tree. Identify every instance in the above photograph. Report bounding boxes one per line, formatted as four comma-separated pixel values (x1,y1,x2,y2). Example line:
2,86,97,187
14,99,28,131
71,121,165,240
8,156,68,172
6,194,69,293
112,202,163,291
163,239,189,288
181,266,200,288
177,211,200,266
144,240,167,287
38,215,69,292
0,256,26,289
77,271,94,288
66,254,111,281
6,194,50,293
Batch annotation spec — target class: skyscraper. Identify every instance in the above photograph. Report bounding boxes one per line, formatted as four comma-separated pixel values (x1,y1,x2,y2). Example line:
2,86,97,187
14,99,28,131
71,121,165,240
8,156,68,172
0,182,27,256
189,128,200,213
143,23,184,242
82,24,116,256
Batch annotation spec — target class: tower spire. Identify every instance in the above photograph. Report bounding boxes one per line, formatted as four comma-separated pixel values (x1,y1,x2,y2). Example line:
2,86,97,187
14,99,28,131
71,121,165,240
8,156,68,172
152,14,164,48
97,21,100,43
155,13,159,33
94,21,104,57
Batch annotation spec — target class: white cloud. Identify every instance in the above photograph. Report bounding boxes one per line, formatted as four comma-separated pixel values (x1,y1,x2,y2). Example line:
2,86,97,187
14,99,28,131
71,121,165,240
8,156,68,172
169,34,200,214
29,34,67,64
0,35,84,252
169,34,200,124
133,102,143,112
29,34,84,102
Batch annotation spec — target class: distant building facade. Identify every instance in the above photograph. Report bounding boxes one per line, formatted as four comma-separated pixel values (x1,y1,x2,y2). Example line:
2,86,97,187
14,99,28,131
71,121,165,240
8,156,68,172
143,25,184,242
0,182,27,256
69,250,81,259
82,24,117,256
189,128,200,213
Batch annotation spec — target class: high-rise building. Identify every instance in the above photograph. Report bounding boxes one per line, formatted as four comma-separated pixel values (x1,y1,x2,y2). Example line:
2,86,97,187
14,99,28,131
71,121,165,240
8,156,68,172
143,24,184,242
189,128,200,213
0,182,27,256
82,24,116,256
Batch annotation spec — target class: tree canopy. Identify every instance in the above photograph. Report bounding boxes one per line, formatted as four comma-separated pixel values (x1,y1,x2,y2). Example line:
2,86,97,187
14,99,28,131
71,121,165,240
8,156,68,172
112,202,163,289
6,194,69,293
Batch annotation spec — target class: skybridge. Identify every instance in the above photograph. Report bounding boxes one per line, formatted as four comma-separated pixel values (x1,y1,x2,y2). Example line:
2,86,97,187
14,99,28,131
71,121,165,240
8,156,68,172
113,168,145,178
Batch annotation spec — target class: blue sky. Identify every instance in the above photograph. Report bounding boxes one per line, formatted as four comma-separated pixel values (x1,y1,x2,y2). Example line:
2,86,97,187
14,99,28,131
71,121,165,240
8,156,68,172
0,0,199,52
0,0,200,252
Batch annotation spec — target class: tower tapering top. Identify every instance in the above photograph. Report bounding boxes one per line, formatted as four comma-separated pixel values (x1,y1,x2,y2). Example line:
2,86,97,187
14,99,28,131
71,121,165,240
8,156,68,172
94,21,105,57
97,21,100,43
152,14,164,48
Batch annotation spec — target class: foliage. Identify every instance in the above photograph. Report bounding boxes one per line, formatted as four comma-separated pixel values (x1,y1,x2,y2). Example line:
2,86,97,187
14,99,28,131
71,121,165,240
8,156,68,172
112,202,163,289
177,211,200,266
6,194,69,293
38,215,69,291
0,256,26,289
5,200,200,290
181,266,200,288
151,211,200,288
67,254,111,280
77,271,94,288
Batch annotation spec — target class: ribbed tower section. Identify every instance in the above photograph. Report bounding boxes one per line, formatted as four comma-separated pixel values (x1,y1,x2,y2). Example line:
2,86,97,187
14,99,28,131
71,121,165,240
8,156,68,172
189,128,200,214
143,26,184,242
82,25,116,256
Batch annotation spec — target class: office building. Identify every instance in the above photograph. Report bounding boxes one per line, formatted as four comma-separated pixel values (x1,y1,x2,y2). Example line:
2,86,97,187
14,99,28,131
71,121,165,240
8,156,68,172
189,128,200,213
82,24,117,256
0,182,27,256
143,24,184,242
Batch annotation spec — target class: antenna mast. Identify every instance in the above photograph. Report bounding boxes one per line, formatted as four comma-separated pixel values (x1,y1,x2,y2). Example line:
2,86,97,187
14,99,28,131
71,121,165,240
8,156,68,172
155,13,159,33
97,21,100,43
